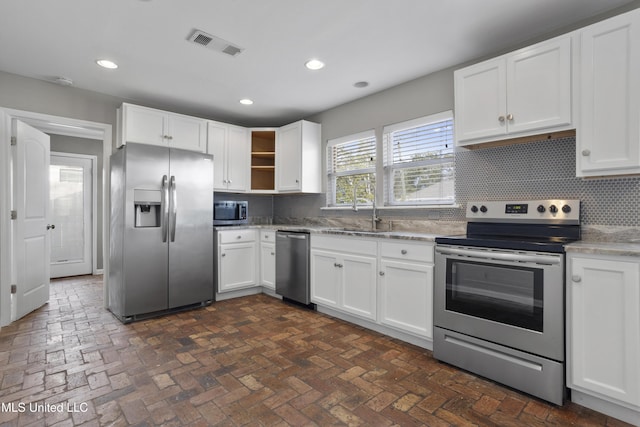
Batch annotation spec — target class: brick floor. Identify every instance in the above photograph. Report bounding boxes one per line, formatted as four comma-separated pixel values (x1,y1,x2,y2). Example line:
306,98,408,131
0,275,633,426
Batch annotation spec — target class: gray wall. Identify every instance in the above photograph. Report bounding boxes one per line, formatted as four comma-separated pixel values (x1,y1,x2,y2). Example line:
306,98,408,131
50,135,104,268
0,71,122,148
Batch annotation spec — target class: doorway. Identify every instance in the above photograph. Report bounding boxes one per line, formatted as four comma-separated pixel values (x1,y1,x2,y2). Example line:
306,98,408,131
0,107,112,326
50,153,96,278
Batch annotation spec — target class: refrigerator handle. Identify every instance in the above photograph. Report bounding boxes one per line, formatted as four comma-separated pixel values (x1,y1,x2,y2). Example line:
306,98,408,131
170,175,177,242
161,175,169,242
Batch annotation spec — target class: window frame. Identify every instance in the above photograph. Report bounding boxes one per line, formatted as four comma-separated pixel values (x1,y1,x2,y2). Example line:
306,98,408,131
325,129,376,208
382,111,455,207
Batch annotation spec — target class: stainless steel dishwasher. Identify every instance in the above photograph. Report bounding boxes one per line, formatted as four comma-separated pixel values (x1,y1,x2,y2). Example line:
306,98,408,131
275,230,311,305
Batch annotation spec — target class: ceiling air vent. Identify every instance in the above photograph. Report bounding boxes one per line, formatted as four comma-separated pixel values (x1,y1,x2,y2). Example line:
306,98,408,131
187,30,243,57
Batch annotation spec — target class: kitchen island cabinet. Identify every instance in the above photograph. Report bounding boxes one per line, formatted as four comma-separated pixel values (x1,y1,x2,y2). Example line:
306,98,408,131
566,251,640,424
576,8,640,177
455,34,572,146
119,103,207,152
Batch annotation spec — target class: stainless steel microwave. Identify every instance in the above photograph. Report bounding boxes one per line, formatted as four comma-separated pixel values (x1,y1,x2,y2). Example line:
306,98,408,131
213,201,248,226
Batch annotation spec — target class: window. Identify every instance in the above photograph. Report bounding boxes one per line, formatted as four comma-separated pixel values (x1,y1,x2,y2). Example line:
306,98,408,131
383,111,454,206
326,130,376,207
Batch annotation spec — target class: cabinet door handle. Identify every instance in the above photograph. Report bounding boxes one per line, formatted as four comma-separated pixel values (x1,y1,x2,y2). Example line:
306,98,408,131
571,275,581,283
379,271,385,276
334,263,343,268
498,116,505,122
221,253,226,257
271,252,275,256
506,113,514,121
237,235,242,239
46,224,56,230
401,249,407,255
581,149,591,156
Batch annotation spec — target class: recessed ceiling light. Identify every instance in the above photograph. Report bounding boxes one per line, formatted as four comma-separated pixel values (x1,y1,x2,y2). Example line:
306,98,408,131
96,59,118,69
354,81,369,88
305,59,325,70
239,99,254,105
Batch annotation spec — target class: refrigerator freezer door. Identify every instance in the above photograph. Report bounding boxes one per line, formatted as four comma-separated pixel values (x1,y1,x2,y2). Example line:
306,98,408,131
122,143,170,316
167,148,214,308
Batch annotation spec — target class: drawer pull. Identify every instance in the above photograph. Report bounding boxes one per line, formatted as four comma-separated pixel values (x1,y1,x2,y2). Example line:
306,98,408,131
379,271,385,276
401,249,407,255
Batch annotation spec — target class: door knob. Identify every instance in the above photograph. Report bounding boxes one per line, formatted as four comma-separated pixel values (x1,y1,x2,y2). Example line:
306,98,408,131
46,224,55,230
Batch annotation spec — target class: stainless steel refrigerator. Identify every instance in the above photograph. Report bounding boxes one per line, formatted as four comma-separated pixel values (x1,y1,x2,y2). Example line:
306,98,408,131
109,143,214,322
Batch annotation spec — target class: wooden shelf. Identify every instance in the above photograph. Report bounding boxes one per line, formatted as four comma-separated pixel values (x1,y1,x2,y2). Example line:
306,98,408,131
251,130,276,190
251,151,275,157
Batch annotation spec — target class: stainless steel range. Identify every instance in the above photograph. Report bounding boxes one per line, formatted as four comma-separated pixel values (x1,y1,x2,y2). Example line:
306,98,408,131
434,199,581,405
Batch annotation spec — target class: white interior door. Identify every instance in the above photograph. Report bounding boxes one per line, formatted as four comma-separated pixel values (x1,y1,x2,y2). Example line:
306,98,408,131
49,154,92,278
13,120,51,320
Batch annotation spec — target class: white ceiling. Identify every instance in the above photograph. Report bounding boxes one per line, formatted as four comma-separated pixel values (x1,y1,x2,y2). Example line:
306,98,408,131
0,0,636,126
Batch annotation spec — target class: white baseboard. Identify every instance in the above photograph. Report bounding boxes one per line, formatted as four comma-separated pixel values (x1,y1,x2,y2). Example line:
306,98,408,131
571,390,640,426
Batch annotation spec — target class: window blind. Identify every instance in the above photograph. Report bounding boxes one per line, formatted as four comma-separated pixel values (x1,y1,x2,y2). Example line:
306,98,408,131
326,130,376,207
383,111,455,205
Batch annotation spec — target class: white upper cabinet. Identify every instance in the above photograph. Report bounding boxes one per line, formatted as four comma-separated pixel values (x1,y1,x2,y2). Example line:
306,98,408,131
207,121,250,192
576,8,640,177
276,120,321,193
455,35,573,146
119,103,207,152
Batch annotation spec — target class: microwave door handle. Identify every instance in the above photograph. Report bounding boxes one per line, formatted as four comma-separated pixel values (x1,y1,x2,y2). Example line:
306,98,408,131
170,176,177,242
161,175,169,242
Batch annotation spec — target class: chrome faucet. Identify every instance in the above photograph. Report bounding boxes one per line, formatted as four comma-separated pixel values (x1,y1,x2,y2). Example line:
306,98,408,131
371,184,381,230
352,178,381,230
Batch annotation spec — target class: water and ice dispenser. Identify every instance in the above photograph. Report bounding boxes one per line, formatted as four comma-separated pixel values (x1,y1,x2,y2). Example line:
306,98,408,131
134,189,161,227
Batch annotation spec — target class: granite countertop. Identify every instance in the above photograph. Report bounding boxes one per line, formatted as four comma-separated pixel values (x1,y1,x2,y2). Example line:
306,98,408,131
216,224,640,253
214,224,443,242
565,241,640,257
563,225,640,257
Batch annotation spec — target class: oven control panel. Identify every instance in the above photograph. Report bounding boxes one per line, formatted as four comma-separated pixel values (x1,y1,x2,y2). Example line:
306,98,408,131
467,199,580,223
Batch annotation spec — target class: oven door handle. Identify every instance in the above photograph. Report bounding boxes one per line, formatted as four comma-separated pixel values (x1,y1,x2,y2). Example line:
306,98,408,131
435,247,561,265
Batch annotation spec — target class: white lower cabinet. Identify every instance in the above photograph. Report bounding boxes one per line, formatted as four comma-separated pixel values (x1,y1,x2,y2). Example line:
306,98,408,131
567,252,640,421
310,236,377,321
217,230,258,293
311,235,434,342
260,231,275,290
379,258,433,339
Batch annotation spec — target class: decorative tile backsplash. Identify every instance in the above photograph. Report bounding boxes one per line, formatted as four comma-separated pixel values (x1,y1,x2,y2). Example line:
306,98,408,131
455,136,640,226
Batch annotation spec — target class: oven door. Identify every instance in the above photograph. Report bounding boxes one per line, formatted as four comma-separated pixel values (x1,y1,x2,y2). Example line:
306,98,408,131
434,244,564,361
